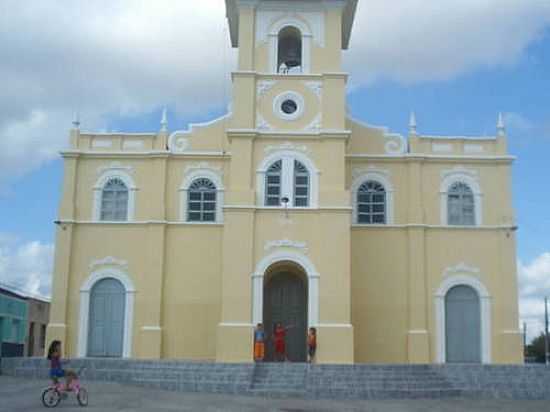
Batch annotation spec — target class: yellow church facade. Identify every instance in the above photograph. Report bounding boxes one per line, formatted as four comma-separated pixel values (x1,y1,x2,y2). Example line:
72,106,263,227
47,0,523,364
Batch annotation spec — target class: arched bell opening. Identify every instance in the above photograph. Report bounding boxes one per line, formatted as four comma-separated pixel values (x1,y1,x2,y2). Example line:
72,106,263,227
277,26,302,73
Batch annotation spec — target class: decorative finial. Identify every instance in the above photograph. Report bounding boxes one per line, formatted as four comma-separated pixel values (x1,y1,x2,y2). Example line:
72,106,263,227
497,112,505,136
160,107,168,132
72,111,80,129
409,111,417,134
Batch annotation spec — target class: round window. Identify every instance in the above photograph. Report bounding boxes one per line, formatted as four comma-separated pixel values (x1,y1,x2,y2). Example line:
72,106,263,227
273,91,304,121
281,99,298,115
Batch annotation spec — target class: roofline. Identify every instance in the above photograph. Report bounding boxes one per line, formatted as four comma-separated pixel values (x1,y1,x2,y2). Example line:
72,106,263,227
225,0,358,49
0,284,51,302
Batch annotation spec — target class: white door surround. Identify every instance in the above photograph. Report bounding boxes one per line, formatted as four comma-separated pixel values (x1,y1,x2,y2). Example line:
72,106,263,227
435,273,491,364
77,267,135,358
251,250,319,328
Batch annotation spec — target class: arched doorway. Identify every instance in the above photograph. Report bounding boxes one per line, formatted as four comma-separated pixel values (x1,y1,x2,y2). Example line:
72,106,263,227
87,278,126,357
263,263,308,362
445,285,481,363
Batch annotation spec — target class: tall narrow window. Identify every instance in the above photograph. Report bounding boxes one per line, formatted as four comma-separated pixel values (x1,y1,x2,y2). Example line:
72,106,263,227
294,160,309,207
448,182,475,225
265,160,282,206
357,181,386,224
100,178,129,221
278,26,302,73
188,178,217,222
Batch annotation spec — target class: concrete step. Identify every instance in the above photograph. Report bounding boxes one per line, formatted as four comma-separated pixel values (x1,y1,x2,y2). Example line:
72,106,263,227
3,358,550,400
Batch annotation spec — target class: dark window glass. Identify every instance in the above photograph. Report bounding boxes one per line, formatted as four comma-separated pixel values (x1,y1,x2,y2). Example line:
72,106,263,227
357,181,386,225
447,182,475,226
187,178,217,222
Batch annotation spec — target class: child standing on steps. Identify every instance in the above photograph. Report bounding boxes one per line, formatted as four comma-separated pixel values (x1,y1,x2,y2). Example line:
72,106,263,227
273,323,294,362
307,327,317,363
253,323,266,362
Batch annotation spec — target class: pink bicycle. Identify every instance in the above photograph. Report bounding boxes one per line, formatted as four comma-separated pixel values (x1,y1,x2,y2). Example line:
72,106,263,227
41,366,88,408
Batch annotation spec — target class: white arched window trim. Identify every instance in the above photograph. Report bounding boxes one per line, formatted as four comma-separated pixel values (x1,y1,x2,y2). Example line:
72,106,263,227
257,150,319,209
351,171,394,225
93,170,137,222
440,171,482,226
251,250,319,328
77,267,136,358
268,17,312,74
180,168,224,223
434,273,491,364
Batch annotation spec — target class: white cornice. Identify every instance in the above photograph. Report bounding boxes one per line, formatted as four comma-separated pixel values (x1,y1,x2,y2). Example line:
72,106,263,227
351,224,516,230
444,262,481,277
97,162,135,175
346,154,515,162
264,239,309,254
61,150,231,159
264,141,312,155
420,134,497,141
80,132,156,137
89,256,128,271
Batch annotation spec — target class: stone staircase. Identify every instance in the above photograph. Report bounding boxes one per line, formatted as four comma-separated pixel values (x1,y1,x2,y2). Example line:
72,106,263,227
2,358,550,400
249,363,308,398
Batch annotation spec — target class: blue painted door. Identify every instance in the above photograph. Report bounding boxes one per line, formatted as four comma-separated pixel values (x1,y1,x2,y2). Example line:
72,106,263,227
445,285,481,363
88,278,125,357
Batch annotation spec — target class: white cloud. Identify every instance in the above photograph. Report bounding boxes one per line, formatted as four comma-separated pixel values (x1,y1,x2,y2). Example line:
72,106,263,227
1,0,550,188
519,253,550,341
0,234,54,298
347,0,550,85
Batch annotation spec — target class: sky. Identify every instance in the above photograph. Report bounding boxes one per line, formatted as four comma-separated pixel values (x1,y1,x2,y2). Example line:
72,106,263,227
1,0,550,342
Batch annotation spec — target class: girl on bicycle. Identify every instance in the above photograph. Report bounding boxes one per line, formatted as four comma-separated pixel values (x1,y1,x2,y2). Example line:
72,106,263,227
47,340,76,388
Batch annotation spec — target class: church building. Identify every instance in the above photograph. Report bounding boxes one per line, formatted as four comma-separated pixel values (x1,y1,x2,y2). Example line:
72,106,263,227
47,0,523,364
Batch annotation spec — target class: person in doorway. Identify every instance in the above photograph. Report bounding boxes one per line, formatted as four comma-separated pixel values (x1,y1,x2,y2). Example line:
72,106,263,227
307,327,317,363
253,323,266,362
47,340,77,388
273,323,294,362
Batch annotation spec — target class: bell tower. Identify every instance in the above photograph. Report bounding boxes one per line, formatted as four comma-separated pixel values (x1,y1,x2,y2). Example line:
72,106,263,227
218,0,358,363
225,0,357,133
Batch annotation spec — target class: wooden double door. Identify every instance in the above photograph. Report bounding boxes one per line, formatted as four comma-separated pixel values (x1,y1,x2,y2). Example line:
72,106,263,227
263,272,308,362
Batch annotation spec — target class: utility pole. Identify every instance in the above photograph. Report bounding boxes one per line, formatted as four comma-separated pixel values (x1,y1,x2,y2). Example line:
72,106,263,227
523,322,527,357
545,297,549,366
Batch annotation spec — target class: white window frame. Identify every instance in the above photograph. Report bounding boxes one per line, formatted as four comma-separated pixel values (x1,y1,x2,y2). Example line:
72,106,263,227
273,91,305,121
77,267,136,358
257,150,319,209
351,170,394,225
180,168,224,224
440,169,482,226
434,273,491,364
268,18,312,74
93,170,137,222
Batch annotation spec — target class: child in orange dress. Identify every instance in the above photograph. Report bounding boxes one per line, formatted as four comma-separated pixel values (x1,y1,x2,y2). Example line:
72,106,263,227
253,323,266,362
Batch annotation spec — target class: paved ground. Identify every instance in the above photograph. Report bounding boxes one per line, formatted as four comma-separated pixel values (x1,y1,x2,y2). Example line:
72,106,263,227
1,376,549,412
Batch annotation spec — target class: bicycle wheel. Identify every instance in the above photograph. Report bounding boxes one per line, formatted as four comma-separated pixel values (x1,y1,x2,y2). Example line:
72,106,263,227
77,388,88,407
42,388,61,408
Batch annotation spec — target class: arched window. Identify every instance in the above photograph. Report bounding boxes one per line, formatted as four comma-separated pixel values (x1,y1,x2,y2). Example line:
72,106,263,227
265,160,282,206
357,181,386,224
278,26,302,73
447,182,475,226
188,178,217,222
100,178,129,221
293,160,309,207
